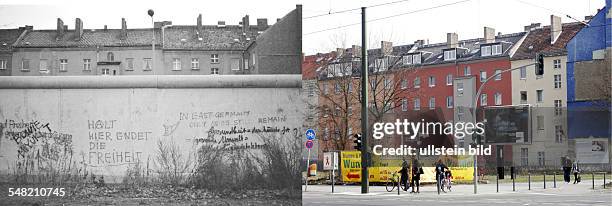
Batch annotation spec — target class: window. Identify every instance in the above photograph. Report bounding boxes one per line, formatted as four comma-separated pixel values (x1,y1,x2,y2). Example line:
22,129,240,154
211,68,219,75
537,115,544,130
464,66,471,76
308,85,315,97
39,59,48,71
536,90,543,102
231,58,240,71
519,67,527,79
554,100,563,116
444,49,456,61
494,69,502,81
446,74,453,85
480,94,488,106
348,106,353,116
413,53,421,64
446,96,453,108
125,58,134,71
101,68,110,75
401,98,408,111
480,71,487,82
172,58,181,71
413,98,420,110
414,77,421,88
375,58,387,71
554,74,562,88
492,44,502,55
428,76,436,87
348,83,353,92
538,151,545,166
520,148,529,166
494,92,502,105
81,59,90,71
400,79,408,89
21,59,30,71
322,83,328,95
143,58,152,71
59,59,68,71
334,106,340,116
334,83,340,94
481,45,491,57
520,91,528,103
191,58,199,70
324,127,329,140
370,79,377,88
555,125,563,143
211,54,219,63
457,107,465,121
107,52,114,62
429,97,435,110
0,60,7,70
402,55,413,65
384,79,392,90
457,82,464,96
553,59,561,69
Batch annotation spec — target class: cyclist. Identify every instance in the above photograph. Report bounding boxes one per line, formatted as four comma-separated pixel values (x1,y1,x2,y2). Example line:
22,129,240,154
434,159,448,191
398,159,410,191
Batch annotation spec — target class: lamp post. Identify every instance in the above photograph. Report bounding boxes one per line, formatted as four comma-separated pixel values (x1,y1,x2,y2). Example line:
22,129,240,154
148,9,155,74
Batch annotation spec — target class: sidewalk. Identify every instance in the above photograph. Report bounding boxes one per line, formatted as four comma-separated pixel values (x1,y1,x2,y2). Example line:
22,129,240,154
303,181,611,196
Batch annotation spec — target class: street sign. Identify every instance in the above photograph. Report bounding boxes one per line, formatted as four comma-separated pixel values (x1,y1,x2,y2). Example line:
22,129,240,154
323,152,338,170
306,129,316,140
305,139,314,149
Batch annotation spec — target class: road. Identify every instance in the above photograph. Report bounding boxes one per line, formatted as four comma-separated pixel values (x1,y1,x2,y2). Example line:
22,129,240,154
303,182,612,205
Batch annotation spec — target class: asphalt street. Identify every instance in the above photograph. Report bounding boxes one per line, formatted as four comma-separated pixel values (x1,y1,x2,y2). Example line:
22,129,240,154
303,182,612,205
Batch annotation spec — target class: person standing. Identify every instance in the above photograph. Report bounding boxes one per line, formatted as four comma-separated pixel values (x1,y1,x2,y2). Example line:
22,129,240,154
572,160,581,184
562,156,572,183
399,159,410,191
411,159,422,193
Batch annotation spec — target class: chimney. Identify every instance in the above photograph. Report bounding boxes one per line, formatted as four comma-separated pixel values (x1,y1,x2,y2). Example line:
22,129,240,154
585,15,593,21
524,23,541,32
351,45,362,57
154,21,172,28
104,25,108,31
242,15,250,33
447,33,458,48
550,15,561,44
414,39,425,47
336,48,344,57
217,21,226,28
381,41,393,56
56,18,65,40
257,18,268,31
120,18,127,40
484,27,495,43
197,14,202,31
74,18,83,41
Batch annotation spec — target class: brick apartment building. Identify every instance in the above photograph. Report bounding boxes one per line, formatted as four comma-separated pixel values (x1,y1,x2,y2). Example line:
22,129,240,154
1,5,301,76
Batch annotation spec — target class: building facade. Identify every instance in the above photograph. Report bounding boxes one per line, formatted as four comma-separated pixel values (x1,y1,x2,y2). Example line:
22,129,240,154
6,5,301,76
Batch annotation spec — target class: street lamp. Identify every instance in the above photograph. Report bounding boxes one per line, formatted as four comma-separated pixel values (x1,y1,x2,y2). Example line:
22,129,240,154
148,9,155,74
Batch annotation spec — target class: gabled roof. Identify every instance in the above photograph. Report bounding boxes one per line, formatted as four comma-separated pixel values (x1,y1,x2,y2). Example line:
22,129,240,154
14,29,161,48
162,25,259,51
0,29,25,52
512,22,583,60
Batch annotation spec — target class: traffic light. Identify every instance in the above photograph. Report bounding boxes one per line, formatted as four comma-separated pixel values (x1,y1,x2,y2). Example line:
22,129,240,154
353,133,362,150
535,53,544,75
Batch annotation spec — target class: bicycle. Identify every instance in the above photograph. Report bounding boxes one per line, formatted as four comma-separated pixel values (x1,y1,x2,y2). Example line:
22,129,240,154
441,173,452,192
385,173,407,192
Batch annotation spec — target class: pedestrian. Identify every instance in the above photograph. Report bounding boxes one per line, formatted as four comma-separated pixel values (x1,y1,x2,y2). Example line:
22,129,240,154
572,160,581,184
562,156,571,183
411,159,422,193
399,159,409,191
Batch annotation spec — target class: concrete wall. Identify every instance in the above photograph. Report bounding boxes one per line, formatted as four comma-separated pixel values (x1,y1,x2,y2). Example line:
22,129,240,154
0,75,303,181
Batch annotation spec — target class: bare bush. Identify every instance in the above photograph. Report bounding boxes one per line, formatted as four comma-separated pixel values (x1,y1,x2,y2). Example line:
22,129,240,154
154,140,193,186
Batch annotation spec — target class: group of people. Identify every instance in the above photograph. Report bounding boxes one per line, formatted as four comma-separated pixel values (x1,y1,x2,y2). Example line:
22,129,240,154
563,156,582,184
398,159,424,193
397,159,451,193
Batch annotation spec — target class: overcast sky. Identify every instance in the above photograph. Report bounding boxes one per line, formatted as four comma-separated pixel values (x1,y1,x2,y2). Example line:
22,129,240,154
0,0,605,54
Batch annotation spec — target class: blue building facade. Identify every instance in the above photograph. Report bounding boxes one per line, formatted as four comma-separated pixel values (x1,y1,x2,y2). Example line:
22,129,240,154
565,0,611,167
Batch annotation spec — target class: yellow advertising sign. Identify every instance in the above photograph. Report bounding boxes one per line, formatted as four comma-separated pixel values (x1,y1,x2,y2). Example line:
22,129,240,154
341,151,474,183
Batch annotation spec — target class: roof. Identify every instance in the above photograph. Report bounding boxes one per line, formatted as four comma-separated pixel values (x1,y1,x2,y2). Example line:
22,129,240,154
512,22,584,60
302,52,335,80
0,29,25,52
162,25,259,51
14,29,161,48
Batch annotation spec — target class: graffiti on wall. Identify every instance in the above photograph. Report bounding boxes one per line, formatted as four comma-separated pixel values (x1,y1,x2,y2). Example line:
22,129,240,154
87,120,152,166
0,119,73,160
